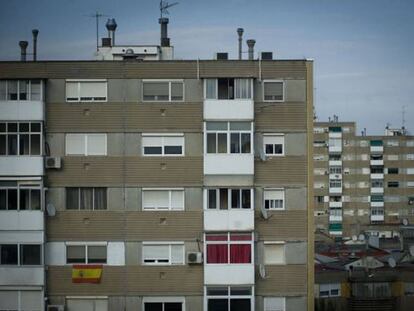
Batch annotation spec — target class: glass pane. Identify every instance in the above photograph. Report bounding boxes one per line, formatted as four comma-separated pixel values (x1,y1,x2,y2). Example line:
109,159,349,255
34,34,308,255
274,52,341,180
207,133,216,153
0,135,5,155
20,189,30,210
19,134,30,155
171,244,184,264
207,244,228,263
144,146,162,155
217,133,227,153
8,134,18,155
31,123,41,132
265,144,273,154
8,189,17,210
230,244,251,263
66,188,79,210
0,123,5,132
164,145,182,154
94,188,107,210
0,81,6,100
144,303,163,311
88,245,107,263
264,81,283,100
30,80,41,100
143,82,169,101
230,299,251,311
207,287,229,295
66,245,86,263
0,189,6,210
7,81,17,100
206,122,227,131
205,79,216,99
31,189,41,210
19,80,28,100
8,123,18,132
208,299,228,311
230,122,251,131
230,287,252,295
19,123,30,132
165,303,183,311
274,144,283,154
241,133,251,153
0,244,18,264
241,189,251,209
208,189,217,209
231,189,240,208
80,188,93,210
230,133,240,153
171,82,183,100
30,134,41,155
219,188,228,210
20,244,41,265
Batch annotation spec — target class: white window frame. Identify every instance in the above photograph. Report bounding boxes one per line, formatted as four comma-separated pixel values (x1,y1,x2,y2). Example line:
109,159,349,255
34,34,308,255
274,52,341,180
204,285,254,311
0,182,42,211
204,188,254,210
262,80,285,102
319,283,341,298
142,297,186,311
263,188,285,210
65,133,107,156
264,297,286,311
0,243,43,266
203,78,254,100
142,79,185,102
142,188,185,211
65,79,107,102
65,187,107,210
0,121,43,156
0,79,43,101
141,242,185,266
263,241,286,265
141,133,185,157
65,242,107,265
263,133,285,156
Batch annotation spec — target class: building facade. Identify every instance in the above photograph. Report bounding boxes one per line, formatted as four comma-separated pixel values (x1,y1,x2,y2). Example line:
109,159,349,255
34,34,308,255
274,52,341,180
313,121,414,240
0,59,314,311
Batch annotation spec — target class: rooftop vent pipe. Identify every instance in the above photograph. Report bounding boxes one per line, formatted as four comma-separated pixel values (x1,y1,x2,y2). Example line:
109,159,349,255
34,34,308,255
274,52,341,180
106,18,117,46
19,41,28,62
246,39,255,60
237,28,244,60
159,17,170,47
32,29,39,61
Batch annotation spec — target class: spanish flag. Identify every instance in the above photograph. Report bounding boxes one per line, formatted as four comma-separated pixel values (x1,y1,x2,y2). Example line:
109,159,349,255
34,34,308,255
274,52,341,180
72,265,103,284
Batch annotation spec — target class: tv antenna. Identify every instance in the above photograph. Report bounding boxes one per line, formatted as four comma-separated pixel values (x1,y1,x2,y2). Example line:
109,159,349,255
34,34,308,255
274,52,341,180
160,0,179,18
85,11,109,51
402,105,406,129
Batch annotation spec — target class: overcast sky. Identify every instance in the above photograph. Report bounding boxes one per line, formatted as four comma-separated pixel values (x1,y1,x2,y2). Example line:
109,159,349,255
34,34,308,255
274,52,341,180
0,0,413,135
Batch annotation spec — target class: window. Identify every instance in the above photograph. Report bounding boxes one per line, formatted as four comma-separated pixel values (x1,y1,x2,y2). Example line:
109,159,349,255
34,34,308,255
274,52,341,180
329,180,342,188
0,290,42,311
263,80,284,101
143,297,185,311
329,126,342,133
329,154,341,160
264,242,285,265
329,138,341,147
371,180,383,188
371,166,384,174
407,140,414,147
65,80,107,102
406,154,414,160
407,182,414,188
329,166,342,174
319,283,341,298
207,188,252,210
371,195,384,202
66,243,107,264
387,140,399,147
329,196,341,202
315,196,324,203
387,168,399,174
360,140,368,147
0,183,41,211
0,122,42,156
264,189,284,210
370,140,383,146
264,297,285,311
142,243,184,265
142,189,184,211
143,80,184,101
371,206,384,216
142,134,184,156
263,134,284,156
388,181,399,188
0,80,42,101
206,286,252,311
0,244,41,265
204,78,252,100
407,168,414,175
313,141,326,147
205,122,252,154
313,155,325,161
205,233,252,264
66,187,107,210
313,127,325,134
65,133,107,156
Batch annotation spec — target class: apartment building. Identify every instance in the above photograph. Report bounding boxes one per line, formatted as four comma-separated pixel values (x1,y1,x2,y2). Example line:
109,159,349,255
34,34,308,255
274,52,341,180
313,121,414,239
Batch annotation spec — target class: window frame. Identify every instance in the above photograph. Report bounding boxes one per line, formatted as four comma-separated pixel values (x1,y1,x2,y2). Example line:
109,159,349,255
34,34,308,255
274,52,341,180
142,297,186,311
65,79,108,103
319,283,341,298
263,241,286,265
0,243,42,266
205,285,254,311
142,79,185,102
0,79,43,101
65,242,107,265
262,80,285,102
65,133,107,156
205,188,254,210
142,188,185,211
263,133,285,156
141,133,185,156
0,121,43,156
65,187,107,210
141,242,185,266
0,182,42,211
203,78,254,100
263,188,285,210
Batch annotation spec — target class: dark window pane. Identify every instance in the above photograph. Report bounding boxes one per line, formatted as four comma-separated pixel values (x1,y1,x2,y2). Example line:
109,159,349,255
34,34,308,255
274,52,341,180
275,144,283,154
165,302,183,311
264,200,270,209
31,123,41,132
19,81,28,100
230,287,251,295
0,189,6,210
80,188,93,210
20,189,30,210
265,144,273,154
208,299,228,311
66,188,79,210
208,189,217,209
7,123,17,132
207,133,216,153
241,189,251,209
144,146,162,154
230,244,251,263
230,299,251,311
8,134,18,155
217,133,227,153
31,189,41,210
66,245,86,263
7,81,18,100
230,133,240,153
88,245,107,263
144,303,163,311
19,123,30,132
30,134,41,155
0,123,5,132
19,134,30,155
207,287,228,295
231,189,240,209
1,244,18,265
20,244,41,265
219,188,228,210
8,189,17,210
207,244,228,263
0,135,5,155
241,133,251,153
164,145,182,154
94,188,107,210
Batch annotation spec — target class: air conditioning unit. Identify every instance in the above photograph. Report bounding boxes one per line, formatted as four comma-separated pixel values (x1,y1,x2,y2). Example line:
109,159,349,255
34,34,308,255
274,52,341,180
45,157,62,169
187,252,203,264
47,305,65,311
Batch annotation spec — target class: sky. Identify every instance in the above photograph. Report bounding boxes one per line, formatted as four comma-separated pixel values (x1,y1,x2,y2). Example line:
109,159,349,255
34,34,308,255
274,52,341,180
0,0,413,135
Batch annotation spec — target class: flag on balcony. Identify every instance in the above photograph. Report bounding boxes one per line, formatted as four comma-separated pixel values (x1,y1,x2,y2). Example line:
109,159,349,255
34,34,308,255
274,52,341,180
72,265,103,283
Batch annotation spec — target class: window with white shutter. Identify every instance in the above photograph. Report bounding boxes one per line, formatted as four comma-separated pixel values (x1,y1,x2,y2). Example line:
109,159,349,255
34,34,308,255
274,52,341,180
264,242,285,265
264,189,285,210
65,80,107,102
65,134,107,156
263,134,284,156
142,189,184,211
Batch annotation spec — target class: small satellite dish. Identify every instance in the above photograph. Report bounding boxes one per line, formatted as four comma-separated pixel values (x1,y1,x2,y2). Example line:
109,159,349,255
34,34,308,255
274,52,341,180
409,245,414,257
260,204,269,220
352,235,358,241
259,264,267,279
402,218,409,226
46,203,56,217
358,234,365,241
388,257,396,268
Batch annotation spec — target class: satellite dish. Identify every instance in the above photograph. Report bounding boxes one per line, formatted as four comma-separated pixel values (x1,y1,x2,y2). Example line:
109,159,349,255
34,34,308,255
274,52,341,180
402,218,409,226
259,264,267,279
260,204,269,220
409,245,414,257
352,235,358,241
388,257,396,268
46,203,56,217
358,234,365,241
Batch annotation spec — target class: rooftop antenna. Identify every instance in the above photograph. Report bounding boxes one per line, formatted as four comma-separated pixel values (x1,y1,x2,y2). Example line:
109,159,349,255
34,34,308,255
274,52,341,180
402,105,406,130
85,11,108,51
160,0,179,18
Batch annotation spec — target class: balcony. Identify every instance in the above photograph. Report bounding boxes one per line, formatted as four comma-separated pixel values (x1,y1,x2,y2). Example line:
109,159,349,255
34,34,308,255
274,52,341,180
329,201,343,208
371,187,384,194
370,160,384,166
329,223,342,236
0,156,44,176
204,154,254,175
371,201,384,207
204,209,254,231
370,214,384,222
204,99,254,120
0,211,44,231
329,132,342,139
329,160,342,167
0,267,44,286
204,264,254,285
370,173,384,179
0,100,44,121
329,187,342,195
370,146,383,153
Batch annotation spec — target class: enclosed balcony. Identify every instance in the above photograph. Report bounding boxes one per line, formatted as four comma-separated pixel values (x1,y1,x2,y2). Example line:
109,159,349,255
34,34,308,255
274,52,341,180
0,211,44,231
370,140,383,153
